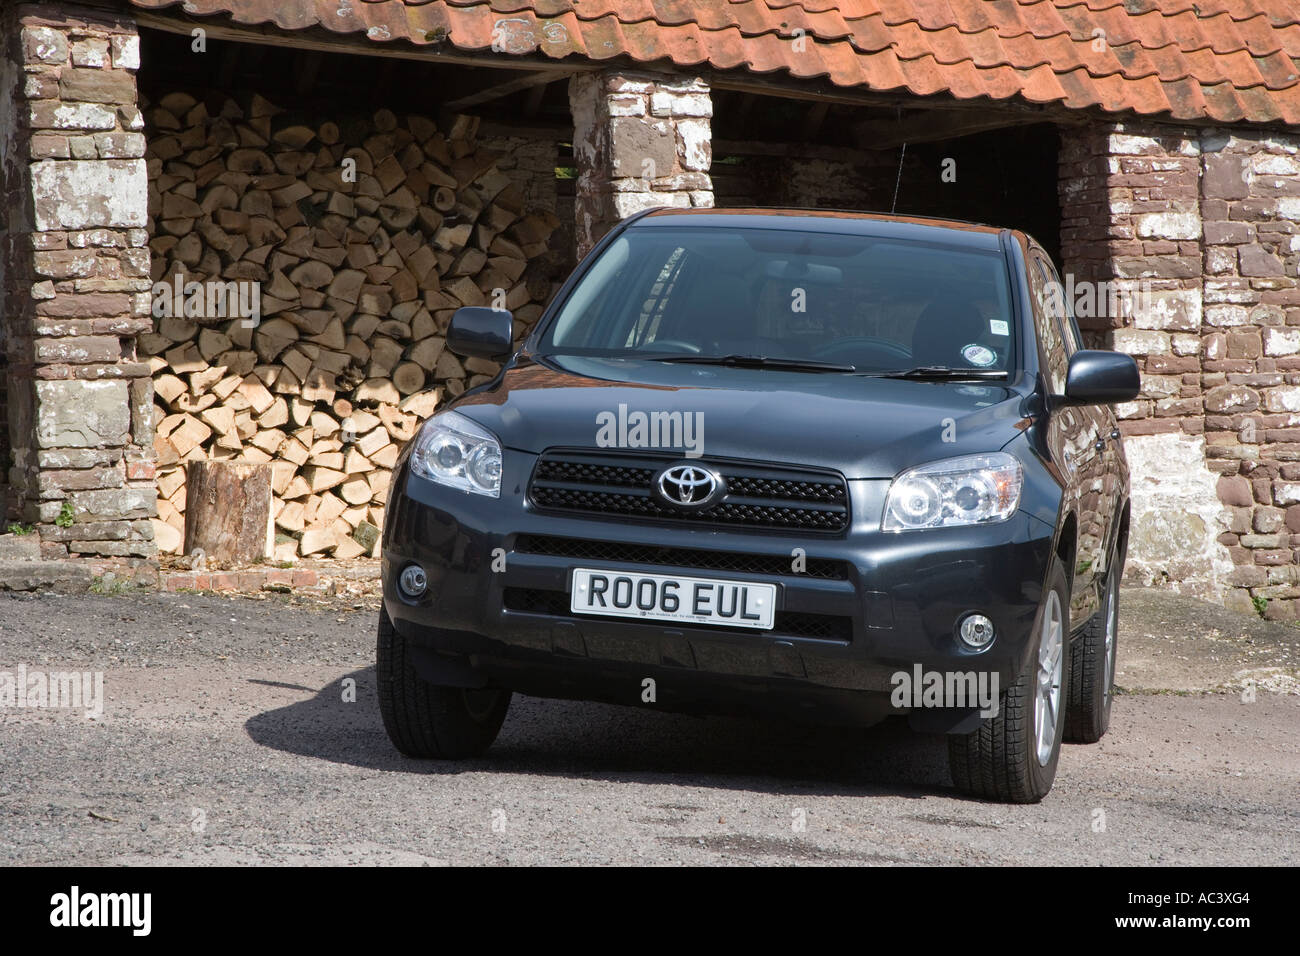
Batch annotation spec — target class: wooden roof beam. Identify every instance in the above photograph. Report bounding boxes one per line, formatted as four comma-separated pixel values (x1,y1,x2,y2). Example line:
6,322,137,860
444,71,568,112
855,110,1052,150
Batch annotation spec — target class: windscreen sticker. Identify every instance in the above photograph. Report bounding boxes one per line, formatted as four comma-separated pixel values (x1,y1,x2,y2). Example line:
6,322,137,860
989,319,1009,336
961,343,996,367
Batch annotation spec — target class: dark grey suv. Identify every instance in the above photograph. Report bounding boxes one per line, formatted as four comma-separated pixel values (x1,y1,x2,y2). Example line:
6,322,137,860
377,208,1140,803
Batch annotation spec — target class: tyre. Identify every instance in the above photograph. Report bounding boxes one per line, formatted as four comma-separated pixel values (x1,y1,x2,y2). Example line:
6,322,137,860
947,559,1068,803
376,607,510,758
1064,562,1119,744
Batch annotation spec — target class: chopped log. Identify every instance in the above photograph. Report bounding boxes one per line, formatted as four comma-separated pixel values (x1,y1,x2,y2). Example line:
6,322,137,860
392,361,425,395
143,96,560,558
182,460,273,563
432,186,456,211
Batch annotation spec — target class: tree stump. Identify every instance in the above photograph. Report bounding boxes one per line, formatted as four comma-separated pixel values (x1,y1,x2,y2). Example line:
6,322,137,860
183,461,273,565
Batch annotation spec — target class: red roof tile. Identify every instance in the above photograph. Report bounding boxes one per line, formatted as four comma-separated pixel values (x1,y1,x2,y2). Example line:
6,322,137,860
126,0,1300,124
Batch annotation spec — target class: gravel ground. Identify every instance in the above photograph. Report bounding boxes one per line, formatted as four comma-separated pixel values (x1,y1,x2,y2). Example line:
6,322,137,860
0,586,1296,865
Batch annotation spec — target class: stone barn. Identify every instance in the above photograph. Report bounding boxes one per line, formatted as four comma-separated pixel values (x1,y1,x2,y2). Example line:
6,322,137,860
3,0,1300,616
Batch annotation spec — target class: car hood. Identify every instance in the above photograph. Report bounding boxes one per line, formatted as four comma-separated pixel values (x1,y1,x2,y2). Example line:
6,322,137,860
451,355,1031,480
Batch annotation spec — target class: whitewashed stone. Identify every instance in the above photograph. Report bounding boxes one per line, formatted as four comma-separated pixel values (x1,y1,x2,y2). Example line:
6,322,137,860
1112,328,1170,355
606,95,645,117
1205,304,1250,327
1264,387,1300,412
35,381,130,449
70,39,109,67
1264,327,1300,356
31,159,147,229
110,34,141,70
1254,154,1300,176
1123,433,1231,599
22,26,66,63
1135,211,1200,240
676,118,711,172
32,102,116,130
611,192,659,217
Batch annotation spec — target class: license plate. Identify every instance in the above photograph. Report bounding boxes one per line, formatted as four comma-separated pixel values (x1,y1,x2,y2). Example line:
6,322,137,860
570,568,776,630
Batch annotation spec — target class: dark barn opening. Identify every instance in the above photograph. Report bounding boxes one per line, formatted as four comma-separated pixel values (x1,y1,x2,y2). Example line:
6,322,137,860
710,91,1062,263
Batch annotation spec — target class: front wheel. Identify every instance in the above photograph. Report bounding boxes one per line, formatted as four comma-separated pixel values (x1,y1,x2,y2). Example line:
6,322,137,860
376,608,510,759
947,560,1068,803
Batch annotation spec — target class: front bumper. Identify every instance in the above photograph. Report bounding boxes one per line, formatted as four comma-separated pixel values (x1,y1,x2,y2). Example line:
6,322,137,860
382,453,1055,728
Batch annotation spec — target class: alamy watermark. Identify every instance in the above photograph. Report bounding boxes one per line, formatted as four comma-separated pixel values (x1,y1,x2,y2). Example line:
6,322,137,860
595,404,704,458
891,664,999,718
49,886,150,936
1045,276,1158,322
0,665,103,719
151,274,261,327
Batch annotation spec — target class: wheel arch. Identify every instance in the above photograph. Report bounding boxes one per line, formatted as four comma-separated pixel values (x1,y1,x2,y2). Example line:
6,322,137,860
1054,509,1077,578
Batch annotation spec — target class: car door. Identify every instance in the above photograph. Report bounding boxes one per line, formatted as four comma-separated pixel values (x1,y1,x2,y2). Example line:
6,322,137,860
1027,248,1105,626
1050,259,1125,589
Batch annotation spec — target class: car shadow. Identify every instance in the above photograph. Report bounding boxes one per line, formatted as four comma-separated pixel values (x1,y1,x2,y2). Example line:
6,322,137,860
244,666,959,800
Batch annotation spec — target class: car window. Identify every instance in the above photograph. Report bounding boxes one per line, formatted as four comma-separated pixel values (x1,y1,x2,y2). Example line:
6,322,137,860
1036,255,1082,354
1027,252,1069,394
540,227,1017,373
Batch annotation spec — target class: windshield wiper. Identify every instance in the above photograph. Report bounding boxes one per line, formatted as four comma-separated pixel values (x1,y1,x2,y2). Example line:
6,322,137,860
646,354,856,373
865,365,1008,381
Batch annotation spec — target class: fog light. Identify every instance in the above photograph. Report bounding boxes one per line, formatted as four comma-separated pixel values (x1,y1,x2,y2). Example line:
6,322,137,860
958,613,995,648
398,564,427,599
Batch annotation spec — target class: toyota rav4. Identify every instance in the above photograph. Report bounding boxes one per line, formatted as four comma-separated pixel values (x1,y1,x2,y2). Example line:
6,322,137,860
378,208,1140,803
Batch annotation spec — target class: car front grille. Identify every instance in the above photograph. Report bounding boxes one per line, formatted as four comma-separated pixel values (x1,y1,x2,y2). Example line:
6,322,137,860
514,534,849,580
528,451,850,534
502,588,853,642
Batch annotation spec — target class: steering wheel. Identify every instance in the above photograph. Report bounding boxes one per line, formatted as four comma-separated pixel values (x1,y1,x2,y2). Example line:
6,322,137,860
812,336,912,361
643,339,702,354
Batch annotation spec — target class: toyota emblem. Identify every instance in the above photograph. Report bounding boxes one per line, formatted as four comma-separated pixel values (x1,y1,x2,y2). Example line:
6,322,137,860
655,463,723,508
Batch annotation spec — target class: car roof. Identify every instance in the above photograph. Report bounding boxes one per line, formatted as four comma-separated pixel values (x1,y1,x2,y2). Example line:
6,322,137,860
633,206,1013,253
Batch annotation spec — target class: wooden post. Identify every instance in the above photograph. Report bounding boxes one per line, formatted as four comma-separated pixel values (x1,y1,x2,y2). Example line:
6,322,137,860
183,461,273,564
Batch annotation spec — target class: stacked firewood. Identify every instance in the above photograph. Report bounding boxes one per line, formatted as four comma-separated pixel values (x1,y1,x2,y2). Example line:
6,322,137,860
142,91,558,559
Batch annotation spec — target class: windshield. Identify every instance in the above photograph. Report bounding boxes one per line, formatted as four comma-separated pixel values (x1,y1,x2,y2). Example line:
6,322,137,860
538,226,1017,374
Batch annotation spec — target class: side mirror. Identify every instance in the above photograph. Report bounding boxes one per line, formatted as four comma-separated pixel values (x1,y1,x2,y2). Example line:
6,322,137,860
1063,350,1140,405
447,307,513,360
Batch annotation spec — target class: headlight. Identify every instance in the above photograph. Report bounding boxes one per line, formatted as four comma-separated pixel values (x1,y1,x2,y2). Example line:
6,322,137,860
409,410,502,498
882,453,1022,531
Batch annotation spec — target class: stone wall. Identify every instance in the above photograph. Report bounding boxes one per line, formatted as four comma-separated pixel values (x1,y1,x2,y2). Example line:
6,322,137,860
1058,123,1228,600
569,71,713,257
1199,127,1300,618
1060,121,1300,617
1,2,156,571
1,14,20,523
760,154,887,210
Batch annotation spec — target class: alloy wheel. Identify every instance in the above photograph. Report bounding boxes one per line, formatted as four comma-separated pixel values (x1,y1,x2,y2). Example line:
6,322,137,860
1103,575,1118,709
1035,590,1065,766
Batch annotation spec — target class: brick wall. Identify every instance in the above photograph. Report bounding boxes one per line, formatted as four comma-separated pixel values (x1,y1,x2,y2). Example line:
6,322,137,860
1060,121,1300,617
1199,127,1300,617
1,1,156,571
1,17,19,524
569,71,713,257
1059,123,1230,599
